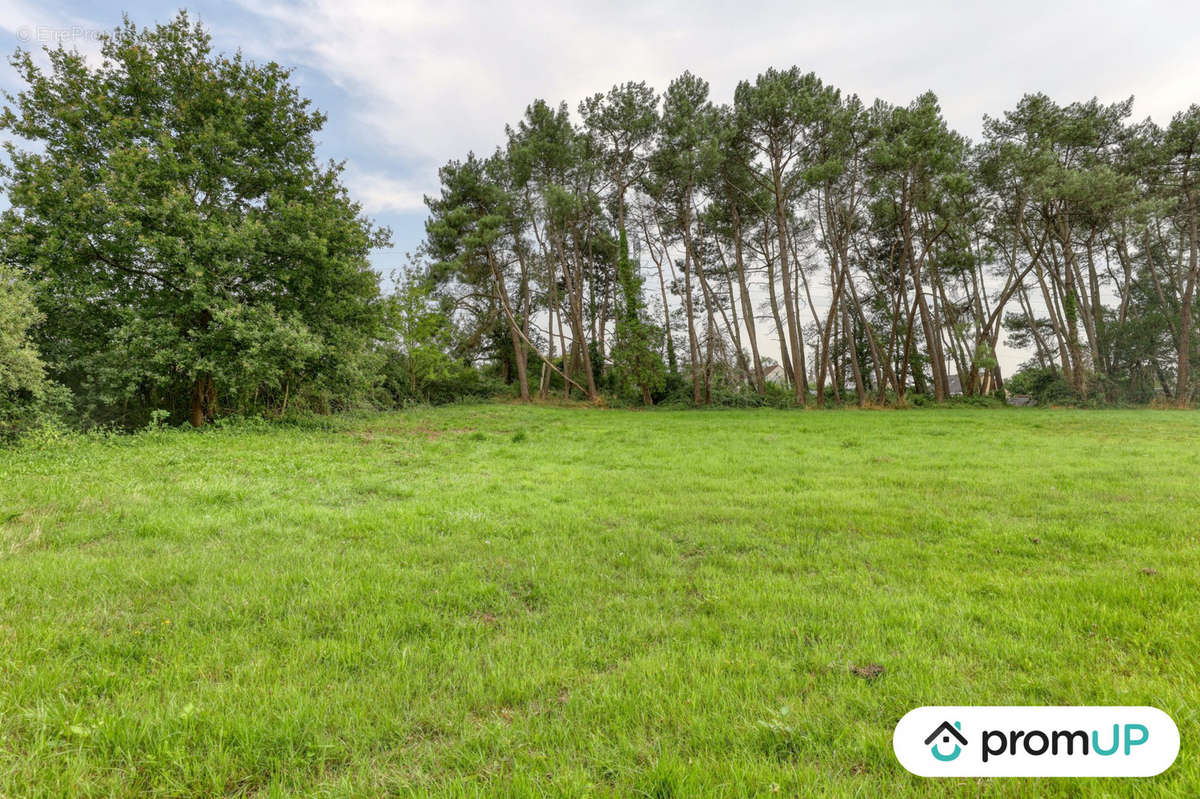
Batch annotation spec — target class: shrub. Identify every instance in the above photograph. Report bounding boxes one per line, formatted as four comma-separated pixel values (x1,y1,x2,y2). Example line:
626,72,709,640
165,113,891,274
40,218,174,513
1007,366,1075,406
1,268,70,440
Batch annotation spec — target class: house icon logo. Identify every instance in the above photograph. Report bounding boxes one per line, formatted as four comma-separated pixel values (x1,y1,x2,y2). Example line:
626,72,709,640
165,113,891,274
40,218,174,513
924,721,967,761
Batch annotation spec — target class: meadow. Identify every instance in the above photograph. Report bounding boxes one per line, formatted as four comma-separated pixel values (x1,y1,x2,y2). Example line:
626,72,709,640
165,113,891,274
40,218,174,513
1,405,1198,797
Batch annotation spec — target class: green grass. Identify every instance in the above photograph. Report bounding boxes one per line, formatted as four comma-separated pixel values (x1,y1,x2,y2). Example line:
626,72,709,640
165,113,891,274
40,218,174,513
2,405,1198,797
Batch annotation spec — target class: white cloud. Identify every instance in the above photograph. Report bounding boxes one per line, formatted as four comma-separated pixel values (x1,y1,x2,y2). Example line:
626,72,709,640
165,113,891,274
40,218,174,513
0,0,106,65
0,0,51,36
343,169,430,214
233,0,1200,194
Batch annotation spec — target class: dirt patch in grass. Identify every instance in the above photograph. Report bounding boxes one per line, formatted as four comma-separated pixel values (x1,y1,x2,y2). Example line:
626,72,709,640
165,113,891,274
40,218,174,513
851,663,885,680
474,611,501,628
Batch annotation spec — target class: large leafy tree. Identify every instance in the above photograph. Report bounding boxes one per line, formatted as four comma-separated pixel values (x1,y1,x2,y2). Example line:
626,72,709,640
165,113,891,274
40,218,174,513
506,100,601,400
580,82,657,247
581,82,664,403
804,90,872,404
703,106,769,393
425,153,533,400
0,13,388,426
868,93,973,401
1160,106,1200,405
983,95,1137,397
734,68,835,401
650,71,718,403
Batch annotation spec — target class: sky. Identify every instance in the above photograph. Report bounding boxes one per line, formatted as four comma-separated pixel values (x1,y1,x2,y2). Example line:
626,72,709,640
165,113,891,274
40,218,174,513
3,0,1199,374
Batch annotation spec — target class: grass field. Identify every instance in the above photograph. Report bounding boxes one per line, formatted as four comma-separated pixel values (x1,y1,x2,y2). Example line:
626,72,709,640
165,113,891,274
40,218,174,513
1,405,1198,797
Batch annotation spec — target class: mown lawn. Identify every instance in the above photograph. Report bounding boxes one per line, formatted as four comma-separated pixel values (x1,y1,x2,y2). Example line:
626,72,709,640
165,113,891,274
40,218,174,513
1,405,1198,797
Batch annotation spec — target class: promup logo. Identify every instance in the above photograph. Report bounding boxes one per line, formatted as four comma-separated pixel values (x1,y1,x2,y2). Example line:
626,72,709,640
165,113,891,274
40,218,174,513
894,707,1179,777
924,721,967,762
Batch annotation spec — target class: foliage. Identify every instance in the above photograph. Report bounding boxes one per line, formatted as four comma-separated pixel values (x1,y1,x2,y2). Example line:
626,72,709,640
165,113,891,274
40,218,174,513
609,229,667,403
3,13,1200,428
1007,365,1077,405
0,267,69,437
425,69,1200,409
376,273,502,405
0,13,388,427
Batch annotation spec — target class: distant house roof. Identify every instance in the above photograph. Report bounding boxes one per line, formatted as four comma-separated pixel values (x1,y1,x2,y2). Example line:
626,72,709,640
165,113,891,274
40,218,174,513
763,364,787,384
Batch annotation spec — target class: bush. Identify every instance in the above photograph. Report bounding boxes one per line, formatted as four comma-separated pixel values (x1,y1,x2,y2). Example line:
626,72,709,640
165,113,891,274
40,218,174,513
1007,366,1075,406
376,350,503,407
942,394,1005,408
648,376,801,409
1,268,71,440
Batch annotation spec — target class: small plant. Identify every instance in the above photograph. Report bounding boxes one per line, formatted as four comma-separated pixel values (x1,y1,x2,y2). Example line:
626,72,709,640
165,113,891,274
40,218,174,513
757,705,805,758
145,409,172,432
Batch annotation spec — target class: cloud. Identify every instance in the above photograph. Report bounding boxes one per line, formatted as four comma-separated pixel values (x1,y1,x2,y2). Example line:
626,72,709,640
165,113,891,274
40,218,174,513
231,0,1200,186
0,0,106,65
0,0,53,36
343,170,430,214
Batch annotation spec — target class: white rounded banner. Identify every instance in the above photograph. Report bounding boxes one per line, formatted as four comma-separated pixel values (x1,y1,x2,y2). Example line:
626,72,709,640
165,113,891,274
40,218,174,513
894,706,1179,777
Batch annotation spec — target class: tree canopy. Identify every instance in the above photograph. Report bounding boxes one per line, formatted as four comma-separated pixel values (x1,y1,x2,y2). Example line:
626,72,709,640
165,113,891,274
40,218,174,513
0,13,389,426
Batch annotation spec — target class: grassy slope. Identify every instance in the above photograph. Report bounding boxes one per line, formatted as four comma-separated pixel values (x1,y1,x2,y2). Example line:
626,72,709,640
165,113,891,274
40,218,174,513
1,406,1198,797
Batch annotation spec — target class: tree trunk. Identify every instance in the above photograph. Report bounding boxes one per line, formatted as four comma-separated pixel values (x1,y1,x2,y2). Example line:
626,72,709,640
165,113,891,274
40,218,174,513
641,213,678,375
816,260,846,405
488,254,530,402
844,304,866,406
1061,255,1086,395
732,206,765,393
680,200,703,404
765,251,792,386
1179,184,1198,407
540,302,555,399
773,169,804,403
189,375,206,428
718,250,750,388
556,234,598,401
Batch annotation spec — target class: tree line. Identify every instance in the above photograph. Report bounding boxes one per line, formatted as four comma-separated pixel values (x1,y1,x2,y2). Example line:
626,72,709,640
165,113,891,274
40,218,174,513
1,14,1197,437
425,71,1200,409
